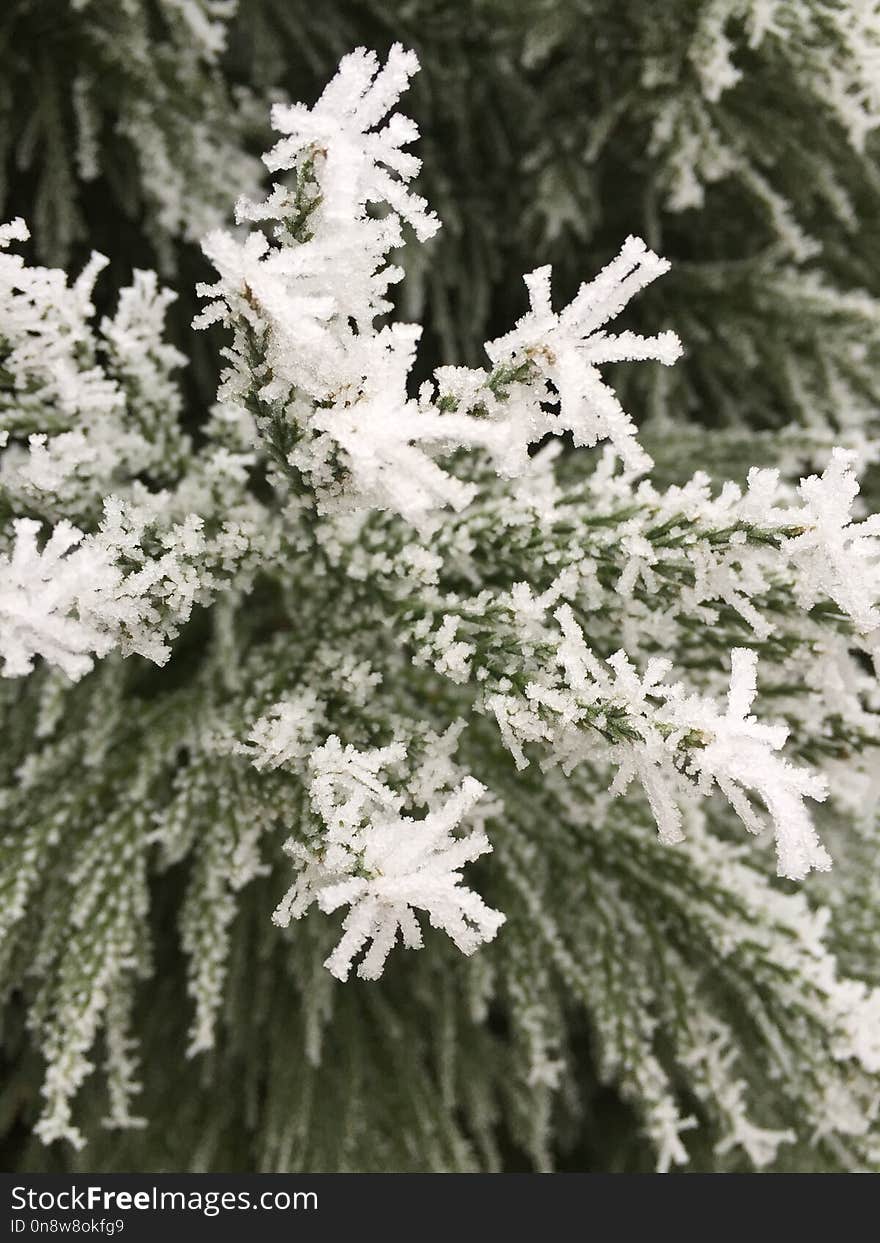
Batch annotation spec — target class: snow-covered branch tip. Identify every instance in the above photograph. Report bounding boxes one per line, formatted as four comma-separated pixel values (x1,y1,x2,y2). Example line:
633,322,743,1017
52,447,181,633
271,738,505,980
495,610,831,881
197,46,681,529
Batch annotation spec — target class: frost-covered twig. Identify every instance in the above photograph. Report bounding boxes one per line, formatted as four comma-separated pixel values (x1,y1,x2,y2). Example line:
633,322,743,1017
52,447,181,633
197,45,680,528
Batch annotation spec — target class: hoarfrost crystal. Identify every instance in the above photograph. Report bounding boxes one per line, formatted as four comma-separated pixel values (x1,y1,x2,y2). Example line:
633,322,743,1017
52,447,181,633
272,740,504,980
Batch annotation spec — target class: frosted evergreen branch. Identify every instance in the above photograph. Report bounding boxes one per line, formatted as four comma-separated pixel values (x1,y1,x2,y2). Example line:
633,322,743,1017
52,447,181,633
197,46,681,529
3,38,880,1172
